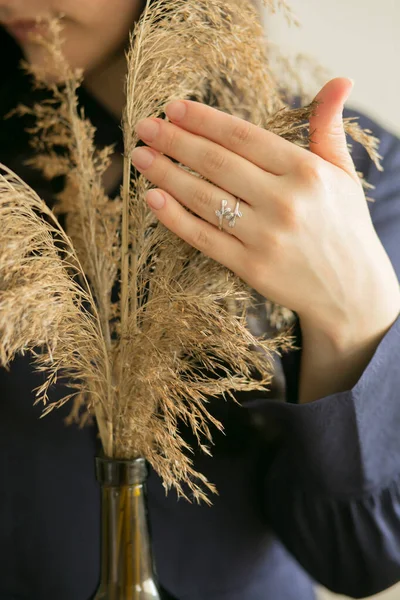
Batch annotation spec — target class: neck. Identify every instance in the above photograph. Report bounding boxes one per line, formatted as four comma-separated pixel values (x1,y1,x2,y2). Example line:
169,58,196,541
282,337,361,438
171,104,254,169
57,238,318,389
83,48,127,121
79,0,146,121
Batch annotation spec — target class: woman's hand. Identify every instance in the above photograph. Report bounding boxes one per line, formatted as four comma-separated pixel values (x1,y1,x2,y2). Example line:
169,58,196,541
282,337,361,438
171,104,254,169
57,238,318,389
131,77,400,338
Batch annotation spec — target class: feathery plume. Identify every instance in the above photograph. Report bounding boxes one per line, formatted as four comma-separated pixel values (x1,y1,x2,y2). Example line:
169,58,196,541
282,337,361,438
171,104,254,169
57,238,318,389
1,0,383,501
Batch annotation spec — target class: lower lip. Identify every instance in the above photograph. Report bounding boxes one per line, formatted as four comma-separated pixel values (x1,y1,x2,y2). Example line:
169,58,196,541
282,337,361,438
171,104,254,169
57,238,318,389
8,23,47,43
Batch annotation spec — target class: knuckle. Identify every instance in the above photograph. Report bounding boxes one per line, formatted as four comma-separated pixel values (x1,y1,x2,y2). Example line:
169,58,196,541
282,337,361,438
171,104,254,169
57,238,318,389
157,163,170,187
229,118,253,146
193,227,212,252
202,147,227,175
175,212,186,234
192,186,214,210
295,156,323,184
277,198,300,230
164,126,180,155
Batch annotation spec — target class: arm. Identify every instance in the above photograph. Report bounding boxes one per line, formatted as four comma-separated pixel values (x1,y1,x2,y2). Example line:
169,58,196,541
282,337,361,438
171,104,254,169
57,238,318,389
245,111,400,598
298,292,400,405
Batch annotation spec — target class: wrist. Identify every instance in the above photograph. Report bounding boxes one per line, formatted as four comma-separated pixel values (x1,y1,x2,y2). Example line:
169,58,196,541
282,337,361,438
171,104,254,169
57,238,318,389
299,273,400,353
297,301,400,405
301,302,399,353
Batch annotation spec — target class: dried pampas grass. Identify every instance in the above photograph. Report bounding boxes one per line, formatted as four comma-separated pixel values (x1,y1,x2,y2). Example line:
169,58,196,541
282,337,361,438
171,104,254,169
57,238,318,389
0,0,383,502
0,166,113,452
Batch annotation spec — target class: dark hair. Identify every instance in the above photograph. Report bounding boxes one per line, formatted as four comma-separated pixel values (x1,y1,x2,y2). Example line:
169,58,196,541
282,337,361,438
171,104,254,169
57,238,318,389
0,26,23,78
0,27,32,170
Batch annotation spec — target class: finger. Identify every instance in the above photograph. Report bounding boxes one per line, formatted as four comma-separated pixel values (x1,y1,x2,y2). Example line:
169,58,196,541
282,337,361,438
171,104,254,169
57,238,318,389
163,99,308,175
144,187,248,277
134,116,269,208
131,146,257,244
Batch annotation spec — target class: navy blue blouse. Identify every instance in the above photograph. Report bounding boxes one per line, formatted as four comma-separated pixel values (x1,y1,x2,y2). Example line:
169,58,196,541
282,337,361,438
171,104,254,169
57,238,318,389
1,33,400,600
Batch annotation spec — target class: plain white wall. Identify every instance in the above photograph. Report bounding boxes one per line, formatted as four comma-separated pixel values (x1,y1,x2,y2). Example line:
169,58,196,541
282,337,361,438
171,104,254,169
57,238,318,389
261,0,400,137
260,1,400,600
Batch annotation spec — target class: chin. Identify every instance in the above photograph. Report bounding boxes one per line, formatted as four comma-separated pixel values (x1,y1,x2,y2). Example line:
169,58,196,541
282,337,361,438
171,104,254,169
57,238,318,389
23,43,91,81
23,46,62,81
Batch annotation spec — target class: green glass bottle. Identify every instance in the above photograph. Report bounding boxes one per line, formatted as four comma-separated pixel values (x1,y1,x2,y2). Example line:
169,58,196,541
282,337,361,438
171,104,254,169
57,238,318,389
94,456,161,600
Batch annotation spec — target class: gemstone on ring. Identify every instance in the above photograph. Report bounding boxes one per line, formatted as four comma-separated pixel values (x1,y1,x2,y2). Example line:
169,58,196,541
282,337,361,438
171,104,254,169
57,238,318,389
225,200,243,228
215,199,231,230
215,198,242,230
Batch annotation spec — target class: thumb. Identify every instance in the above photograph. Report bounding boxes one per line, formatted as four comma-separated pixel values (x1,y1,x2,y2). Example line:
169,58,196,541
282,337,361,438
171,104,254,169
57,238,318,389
309,77,359,181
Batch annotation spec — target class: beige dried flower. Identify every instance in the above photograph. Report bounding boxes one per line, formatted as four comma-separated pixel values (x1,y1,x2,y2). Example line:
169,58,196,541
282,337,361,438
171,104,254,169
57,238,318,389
0,0,383,502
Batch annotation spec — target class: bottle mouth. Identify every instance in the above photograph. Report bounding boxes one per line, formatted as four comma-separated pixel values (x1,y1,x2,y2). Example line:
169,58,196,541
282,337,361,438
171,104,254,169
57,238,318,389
95,456,148,486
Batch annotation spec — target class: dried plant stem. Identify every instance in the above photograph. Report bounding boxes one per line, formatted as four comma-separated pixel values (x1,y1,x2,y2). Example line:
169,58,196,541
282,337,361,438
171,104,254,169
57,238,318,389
64,82,114,455
118,156,139,455
116,487,127,584
125,486,133,596
119,9,148,372
121,156,132,334
113,485,141,598
51,224,113,456
118,4,150,440
134,490,141,594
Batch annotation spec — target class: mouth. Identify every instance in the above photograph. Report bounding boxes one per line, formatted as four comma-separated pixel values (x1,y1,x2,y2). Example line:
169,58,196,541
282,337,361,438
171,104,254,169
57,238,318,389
5,19,49,43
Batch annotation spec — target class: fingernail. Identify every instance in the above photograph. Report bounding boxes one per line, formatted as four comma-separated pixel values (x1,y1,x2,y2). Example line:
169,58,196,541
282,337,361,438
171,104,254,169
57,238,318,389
135,118,159,142
165,101,186,121
147,190,165,210
131,147,155,170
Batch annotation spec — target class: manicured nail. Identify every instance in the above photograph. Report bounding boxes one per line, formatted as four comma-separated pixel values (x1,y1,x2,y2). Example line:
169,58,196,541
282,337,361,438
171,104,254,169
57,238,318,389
147,190,165,210
165,101,186,122
135,118,160,142
131,147,155,170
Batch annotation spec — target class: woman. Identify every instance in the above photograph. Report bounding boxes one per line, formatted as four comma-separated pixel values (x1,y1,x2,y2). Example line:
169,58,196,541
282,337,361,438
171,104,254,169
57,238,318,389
1,2,400,599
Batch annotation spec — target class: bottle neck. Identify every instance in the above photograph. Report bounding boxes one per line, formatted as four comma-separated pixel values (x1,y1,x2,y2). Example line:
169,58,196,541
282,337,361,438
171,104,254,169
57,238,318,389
96,456,148,486
95,457,161,599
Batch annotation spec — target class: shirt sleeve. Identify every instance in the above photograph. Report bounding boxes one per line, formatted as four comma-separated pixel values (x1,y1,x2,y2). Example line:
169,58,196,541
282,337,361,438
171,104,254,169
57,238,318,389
244,110,400,599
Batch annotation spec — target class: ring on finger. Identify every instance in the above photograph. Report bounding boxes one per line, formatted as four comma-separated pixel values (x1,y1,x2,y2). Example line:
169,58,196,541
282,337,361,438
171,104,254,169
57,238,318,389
215,197,243,231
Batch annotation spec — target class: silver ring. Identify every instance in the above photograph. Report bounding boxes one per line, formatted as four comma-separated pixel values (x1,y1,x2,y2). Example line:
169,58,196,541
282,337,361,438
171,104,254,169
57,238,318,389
215,198,243,231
